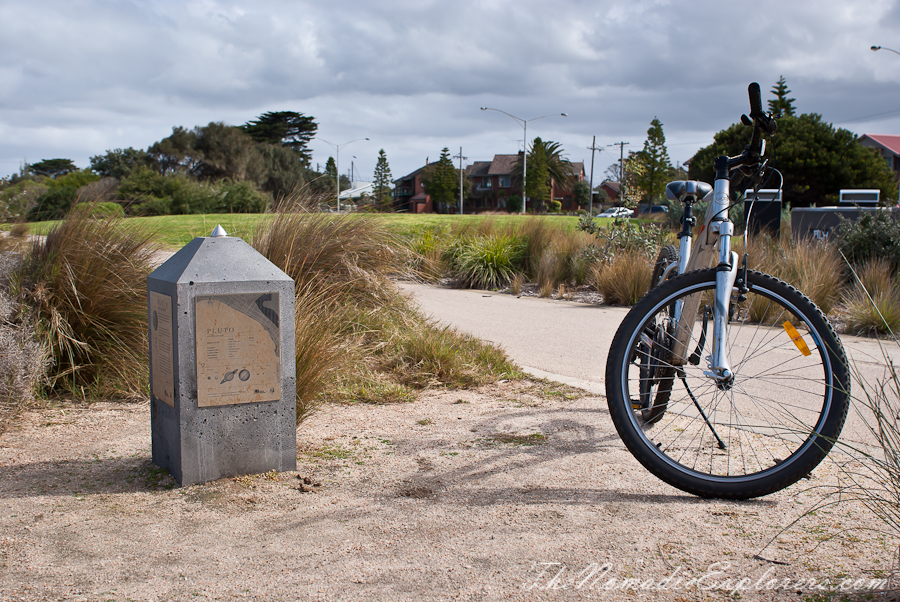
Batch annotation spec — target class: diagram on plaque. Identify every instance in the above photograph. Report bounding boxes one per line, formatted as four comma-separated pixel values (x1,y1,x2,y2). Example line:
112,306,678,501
149,291,175,406
195,292,281,407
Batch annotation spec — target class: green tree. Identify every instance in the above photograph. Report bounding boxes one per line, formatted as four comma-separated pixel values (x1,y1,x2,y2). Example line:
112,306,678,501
572,180,591,209
689,113,897,207
27,159,77,178
90,147,151,179
633,117,674,203
768,76,797,118
372,149,393,210
241,111,318,165
513,138,573,211
421,148,458,209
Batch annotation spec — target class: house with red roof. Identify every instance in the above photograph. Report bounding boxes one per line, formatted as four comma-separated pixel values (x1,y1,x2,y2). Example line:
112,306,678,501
860,134,900,175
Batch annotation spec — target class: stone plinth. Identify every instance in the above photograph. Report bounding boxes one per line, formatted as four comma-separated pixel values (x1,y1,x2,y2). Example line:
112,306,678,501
147,232,296,486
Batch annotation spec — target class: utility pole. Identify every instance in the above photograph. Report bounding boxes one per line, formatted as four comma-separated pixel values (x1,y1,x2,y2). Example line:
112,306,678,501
586,136,604,215
453,147,467,215
607,141,629,182
608,141,630,203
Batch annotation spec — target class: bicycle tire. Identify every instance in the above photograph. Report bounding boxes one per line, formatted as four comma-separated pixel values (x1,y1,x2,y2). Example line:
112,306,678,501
638,245,680,423
650,245,678,289
605,268,850,499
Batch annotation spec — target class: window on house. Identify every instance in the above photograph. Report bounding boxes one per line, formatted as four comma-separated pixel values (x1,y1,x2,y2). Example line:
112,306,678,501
499,176,511,188
482,177,491,189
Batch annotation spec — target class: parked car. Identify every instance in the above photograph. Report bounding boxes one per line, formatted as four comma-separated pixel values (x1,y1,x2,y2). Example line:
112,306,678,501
597,207,633,218
648,205,669,214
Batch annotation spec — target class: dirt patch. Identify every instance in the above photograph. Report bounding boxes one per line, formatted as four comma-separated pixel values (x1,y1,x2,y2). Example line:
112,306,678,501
0,380,897,601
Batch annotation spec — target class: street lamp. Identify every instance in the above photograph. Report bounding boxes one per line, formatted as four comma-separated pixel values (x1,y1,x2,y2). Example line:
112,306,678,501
480,108,567,214
318,137,369,212
872,45,900,56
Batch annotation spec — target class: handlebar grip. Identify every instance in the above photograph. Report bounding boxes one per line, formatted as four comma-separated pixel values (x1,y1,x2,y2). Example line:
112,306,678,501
748,82,763,116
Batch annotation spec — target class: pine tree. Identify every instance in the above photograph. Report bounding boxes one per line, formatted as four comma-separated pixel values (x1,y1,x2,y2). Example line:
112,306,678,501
633,117,674,203
372,149,393,210
768,76,797,118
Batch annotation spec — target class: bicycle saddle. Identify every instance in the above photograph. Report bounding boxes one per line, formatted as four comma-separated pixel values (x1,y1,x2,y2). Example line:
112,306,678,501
665,181,713,203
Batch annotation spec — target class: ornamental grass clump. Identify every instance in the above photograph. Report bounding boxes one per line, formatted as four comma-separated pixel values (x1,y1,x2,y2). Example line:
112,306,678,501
13,208,158,398
252,208,520,423
589,250,653,306
450,233,526,290
843,258,900,335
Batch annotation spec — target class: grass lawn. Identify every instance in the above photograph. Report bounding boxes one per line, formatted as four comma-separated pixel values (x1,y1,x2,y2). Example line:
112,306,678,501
7,212,599,250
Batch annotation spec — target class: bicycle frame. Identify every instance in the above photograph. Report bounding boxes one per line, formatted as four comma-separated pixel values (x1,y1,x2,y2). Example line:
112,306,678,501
668,178,739,382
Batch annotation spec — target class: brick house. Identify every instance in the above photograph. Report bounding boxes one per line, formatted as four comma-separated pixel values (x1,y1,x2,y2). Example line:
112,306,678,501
392,164,435,213
598,180,620,202
467,154,586,212
466,154,520,211
553,162,585,211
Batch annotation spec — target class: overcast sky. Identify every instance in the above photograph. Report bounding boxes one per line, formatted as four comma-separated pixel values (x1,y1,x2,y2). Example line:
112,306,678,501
3,0,900,186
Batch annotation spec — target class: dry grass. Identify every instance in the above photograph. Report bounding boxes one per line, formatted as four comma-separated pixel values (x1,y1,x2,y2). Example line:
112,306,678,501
0,254,49,432
843,259,900,335
740,233,844,315
251,207,521,423
590,249,653,306
12,208,158,399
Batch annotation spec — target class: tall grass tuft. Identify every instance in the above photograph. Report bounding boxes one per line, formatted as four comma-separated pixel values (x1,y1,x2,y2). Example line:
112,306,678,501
741,233,844,315
405,225,451,282
843,258,900,335
450,233,526,290
13,208,157,398
590,250,653,306
252,208,521,423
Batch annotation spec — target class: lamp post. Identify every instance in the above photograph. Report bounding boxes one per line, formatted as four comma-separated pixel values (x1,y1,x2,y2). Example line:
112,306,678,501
480,108,567,214
318,137,369,212
872,45,900,56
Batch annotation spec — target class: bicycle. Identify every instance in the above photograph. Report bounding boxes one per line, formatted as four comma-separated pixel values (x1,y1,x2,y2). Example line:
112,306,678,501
605,83,850,500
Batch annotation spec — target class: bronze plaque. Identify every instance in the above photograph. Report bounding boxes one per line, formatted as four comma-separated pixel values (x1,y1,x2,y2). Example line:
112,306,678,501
195,293,281,407
149,291,175,406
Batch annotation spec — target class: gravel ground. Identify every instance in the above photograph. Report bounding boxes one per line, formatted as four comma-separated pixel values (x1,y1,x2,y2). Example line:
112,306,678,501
0,379,898,602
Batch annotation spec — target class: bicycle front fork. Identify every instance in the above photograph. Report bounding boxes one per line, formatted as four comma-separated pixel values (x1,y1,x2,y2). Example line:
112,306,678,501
670,223,738,387
710,222,738,384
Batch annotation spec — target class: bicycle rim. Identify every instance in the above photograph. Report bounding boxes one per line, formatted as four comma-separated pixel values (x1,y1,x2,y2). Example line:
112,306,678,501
607,269,848,499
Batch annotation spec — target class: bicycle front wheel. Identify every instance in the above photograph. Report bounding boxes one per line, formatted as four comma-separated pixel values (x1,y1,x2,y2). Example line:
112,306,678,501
605,268,849,499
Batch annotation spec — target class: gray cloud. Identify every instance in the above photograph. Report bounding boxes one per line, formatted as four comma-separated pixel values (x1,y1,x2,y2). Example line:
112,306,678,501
2,0,899,182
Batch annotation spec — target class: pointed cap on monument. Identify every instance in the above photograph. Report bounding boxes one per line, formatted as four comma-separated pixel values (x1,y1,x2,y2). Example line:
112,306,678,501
210,224,228,237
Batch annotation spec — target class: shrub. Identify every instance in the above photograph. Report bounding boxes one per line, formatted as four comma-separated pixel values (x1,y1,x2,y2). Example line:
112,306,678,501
548,200,562,213
28,186,78,221
836,210,900,271
219,180,269,213
13,209,158,397
0,254,48,432
506,195,523,213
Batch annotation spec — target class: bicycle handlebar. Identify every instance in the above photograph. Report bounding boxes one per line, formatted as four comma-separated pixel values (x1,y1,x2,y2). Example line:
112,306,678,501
748,82,764,117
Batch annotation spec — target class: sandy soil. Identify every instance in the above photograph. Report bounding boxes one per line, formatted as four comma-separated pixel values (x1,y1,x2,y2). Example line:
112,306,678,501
0,379,897,602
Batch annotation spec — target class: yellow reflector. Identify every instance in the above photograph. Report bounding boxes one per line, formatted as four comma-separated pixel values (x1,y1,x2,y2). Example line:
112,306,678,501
783,321,811,356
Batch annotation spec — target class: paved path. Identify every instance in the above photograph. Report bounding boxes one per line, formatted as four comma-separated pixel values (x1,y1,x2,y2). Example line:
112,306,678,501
397,282,630,394
398,280,900,446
